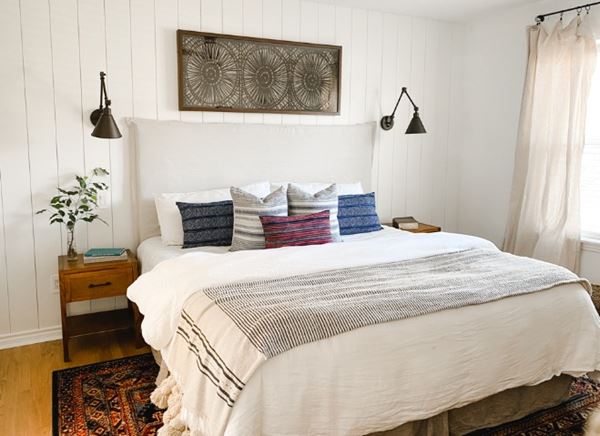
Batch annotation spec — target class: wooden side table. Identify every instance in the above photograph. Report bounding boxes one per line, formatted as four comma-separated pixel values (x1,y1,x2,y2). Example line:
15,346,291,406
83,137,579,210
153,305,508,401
385,221,441,234
58,252,140,361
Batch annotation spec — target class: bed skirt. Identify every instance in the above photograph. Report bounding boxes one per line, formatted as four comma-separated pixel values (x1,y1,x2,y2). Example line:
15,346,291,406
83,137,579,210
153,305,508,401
370,374,572,435
151,349,573,436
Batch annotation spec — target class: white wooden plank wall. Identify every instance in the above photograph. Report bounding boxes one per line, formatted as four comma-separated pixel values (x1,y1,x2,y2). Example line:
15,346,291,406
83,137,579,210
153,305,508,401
0,0,463,339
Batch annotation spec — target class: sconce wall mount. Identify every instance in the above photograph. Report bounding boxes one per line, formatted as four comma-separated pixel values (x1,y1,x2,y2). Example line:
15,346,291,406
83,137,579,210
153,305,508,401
381,87,426,134
90,71,122,139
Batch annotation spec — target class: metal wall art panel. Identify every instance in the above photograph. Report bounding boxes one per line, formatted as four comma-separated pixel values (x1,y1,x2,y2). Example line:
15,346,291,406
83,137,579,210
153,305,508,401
177,30,341,115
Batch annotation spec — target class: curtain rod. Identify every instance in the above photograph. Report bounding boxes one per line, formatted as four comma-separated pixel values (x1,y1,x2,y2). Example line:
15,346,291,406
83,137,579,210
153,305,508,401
536,1,600,22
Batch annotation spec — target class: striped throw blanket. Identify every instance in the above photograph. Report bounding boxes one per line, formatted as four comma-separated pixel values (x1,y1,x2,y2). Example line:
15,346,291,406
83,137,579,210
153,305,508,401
163,248,589,435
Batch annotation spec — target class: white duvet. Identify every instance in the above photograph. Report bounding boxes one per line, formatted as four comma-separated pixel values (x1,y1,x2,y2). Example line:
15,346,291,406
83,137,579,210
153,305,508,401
128,228,600,435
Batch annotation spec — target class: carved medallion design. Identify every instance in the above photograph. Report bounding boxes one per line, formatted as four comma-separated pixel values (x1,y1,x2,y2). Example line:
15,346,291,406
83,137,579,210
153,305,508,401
178,31,340,114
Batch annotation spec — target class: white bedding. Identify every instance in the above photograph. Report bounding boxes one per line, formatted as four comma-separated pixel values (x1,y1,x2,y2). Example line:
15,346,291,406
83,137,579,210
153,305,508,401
137,226,403,273
137,236,229,273
129,228,600,435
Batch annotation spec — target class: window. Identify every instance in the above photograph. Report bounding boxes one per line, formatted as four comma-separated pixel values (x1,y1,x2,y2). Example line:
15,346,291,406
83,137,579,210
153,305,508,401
582,47,600,240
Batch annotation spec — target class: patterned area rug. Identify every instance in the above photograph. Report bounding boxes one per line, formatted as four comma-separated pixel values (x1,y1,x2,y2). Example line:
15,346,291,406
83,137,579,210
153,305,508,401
53,354,600,435
52,353,163,436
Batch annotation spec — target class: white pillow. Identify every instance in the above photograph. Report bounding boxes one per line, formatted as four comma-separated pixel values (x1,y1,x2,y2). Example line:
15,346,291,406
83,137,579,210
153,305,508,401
270,182,363,195
155,181,270,246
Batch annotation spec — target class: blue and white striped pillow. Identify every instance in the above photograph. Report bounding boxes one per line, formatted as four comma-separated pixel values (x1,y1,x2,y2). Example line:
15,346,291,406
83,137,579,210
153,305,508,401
177,200,233,248
338,193,383,236
230,186,288,251
287,183,341,242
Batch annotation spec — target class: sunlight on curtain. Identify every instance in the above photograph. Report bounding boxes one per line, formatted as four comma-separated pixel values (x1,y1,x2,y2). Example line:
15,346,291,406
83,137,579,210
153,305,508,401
503,17,597,272
582,47,600,239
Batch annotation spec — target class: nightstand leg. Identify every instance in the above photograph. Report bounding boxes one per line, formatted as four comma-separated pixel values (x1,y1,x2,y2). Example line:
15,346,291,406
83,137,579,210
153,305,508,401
60,297,70,362
62,338,70,362
129,301,144,348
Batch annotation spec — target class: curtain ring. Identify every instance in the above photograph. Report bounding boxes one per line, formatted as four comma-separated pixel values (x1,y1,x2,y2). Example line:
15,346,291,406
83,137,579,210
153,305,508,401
586,5,592,14
560,12,564,21
577,7,583,16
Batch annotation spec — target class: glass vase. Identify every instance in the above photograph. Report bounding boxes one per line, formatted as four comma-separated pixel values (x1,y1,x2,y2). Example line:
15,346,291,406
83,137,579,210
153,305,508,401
66,228,78,261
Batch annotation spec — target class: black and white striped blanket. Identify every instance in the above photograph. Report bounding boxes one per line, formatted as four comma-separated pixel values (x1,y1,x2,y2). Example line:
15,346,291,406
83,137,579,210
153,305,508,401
165,248,588,435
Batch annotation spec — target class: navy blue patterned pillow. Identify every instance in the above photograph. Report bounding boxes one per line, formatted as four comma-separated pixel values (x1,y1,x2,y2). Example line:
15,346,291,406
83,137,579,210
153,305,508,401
176,200,233,248
338,193,383,236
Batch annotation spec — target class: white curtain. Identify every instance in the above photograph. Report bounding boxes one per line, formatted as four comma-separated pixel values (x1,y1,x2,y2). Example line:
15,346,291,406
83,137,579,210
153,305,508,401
504,17,597,272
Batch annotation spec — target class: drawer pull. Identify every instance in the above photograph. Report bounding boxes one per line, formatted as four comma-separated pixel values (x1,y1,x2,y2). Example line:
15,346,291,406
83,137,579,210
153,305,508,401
88,281,112,288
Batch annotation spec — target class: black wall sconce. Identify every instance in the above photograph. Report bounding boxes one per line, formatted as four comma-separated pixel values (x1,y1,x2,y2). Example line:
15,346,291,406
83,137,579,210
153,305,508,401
90,71,122,139
380,87,426,134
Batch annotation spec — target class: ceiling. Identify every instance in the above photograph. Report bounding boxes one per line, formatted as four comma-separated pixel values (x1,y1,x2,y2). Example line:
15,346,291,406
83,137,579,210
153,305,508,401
307,0,541,22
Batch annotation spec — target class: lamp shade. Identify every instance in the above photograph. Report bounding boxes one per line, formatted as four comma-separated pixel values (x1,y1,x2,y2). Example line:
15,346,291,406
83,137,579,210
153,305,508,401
405,111,426,134
91,107,122,138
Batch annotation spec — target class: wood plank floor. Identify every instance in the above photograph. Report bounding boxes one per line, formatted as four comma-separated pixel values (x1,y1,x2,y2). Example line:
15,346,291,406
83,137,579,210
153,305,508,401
0,330,150,435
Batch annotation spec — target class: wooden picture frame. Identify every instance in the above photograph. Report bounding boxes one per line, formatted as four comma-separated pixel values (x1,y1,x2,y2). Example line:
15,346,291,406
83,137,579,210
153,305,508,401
176,29,342,115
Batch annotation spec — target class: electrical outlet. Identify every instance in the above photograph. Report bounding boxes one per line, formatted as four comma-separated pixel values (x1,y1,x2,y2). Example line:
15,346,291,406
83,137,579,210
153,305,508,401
97,191,109,209
50,274,59,294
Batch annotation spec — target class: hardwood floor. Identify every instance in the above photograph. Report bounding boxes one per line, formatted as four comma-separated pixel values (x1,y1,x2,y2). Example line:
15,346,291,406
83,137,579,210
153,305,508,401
0,330,150,435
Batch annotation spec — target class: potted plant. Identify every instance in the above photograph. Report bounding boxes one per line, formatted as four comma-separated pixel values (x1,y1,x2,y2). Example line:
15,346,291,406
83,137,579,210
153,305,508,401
37,168,109,261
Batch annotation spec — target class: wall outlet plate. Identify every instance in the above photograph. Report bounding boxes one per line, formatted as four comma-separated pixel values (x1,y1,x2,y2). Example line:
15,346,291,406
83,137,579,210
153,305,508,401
50,274,59,294
97,191,109,209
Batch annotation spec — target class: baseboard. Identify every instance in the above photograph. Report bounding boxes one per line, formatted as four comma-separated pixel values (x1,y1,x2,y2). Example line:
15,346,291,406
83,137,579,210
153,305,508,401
0,325,62,350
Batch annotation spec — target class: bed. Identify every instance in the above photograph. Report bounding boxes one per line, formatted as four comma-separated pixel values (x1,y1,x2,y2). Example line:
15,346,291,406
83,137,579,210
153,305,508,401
126,119,600,436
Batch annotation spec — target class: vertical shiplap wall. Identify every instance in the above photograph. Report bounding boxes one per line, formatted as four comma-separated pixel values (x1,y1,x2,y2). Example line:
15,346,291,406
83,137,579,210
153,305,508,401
0,0,464,339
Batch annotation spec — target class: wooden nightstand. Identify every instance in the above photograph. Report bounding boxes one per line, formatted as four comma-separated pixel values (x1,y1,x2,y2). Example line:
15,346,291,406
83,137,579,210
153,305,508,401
58,252,140,361
385,221,441,233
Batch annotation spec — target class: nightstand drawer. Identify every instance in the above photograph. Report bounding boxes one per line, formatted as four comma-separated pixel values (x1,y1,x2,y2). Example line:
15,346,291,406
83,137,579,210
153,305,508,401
67,269,132,302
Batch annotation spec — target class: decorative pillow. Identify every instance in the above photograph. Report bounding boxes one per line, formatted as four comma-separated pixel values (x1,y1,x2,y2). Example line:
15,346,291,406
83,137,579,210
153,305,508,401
154,181,270,246
230,186,288,251
176,200,233,248
338,192,383,236
287,183,341,242
260,211,333,249
270,181,364,195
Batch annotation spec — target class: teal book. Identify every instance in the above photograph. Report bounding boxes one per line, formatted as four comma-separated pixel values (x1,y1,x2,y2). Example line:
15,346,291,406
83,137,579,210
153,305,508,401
84,248,126,257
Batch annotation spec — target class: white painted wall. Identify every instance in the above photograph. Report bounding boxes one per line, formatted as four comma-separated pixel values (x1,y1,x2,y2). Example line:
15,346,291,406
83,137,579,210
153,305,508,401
0,0,464,344
460,0,600,283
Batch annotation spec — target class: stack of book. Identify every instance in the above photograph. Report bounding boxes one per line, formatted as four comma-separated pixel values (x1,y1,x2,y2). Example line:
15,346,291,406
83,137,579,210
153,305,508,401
392,216,420,230
83,248,128,264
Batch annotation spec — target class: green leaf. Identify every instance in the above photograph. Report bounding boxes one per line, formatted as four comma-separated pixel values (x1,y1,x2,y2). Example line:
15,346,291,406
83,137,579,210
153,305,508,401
36,209,47,215
58,188,78,196
93,167,109,176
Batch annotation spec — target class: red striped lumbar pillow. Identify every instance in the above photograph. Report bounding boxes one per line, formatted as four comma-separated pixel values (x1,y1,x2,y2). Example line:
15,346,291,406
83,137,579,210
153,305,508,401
259,210,334,249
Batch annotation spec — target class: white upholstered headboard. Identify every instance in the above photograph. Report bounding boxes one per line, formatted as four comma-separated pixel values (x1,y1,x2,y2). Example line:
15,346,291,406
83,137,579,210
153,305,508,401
128,119,375,243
